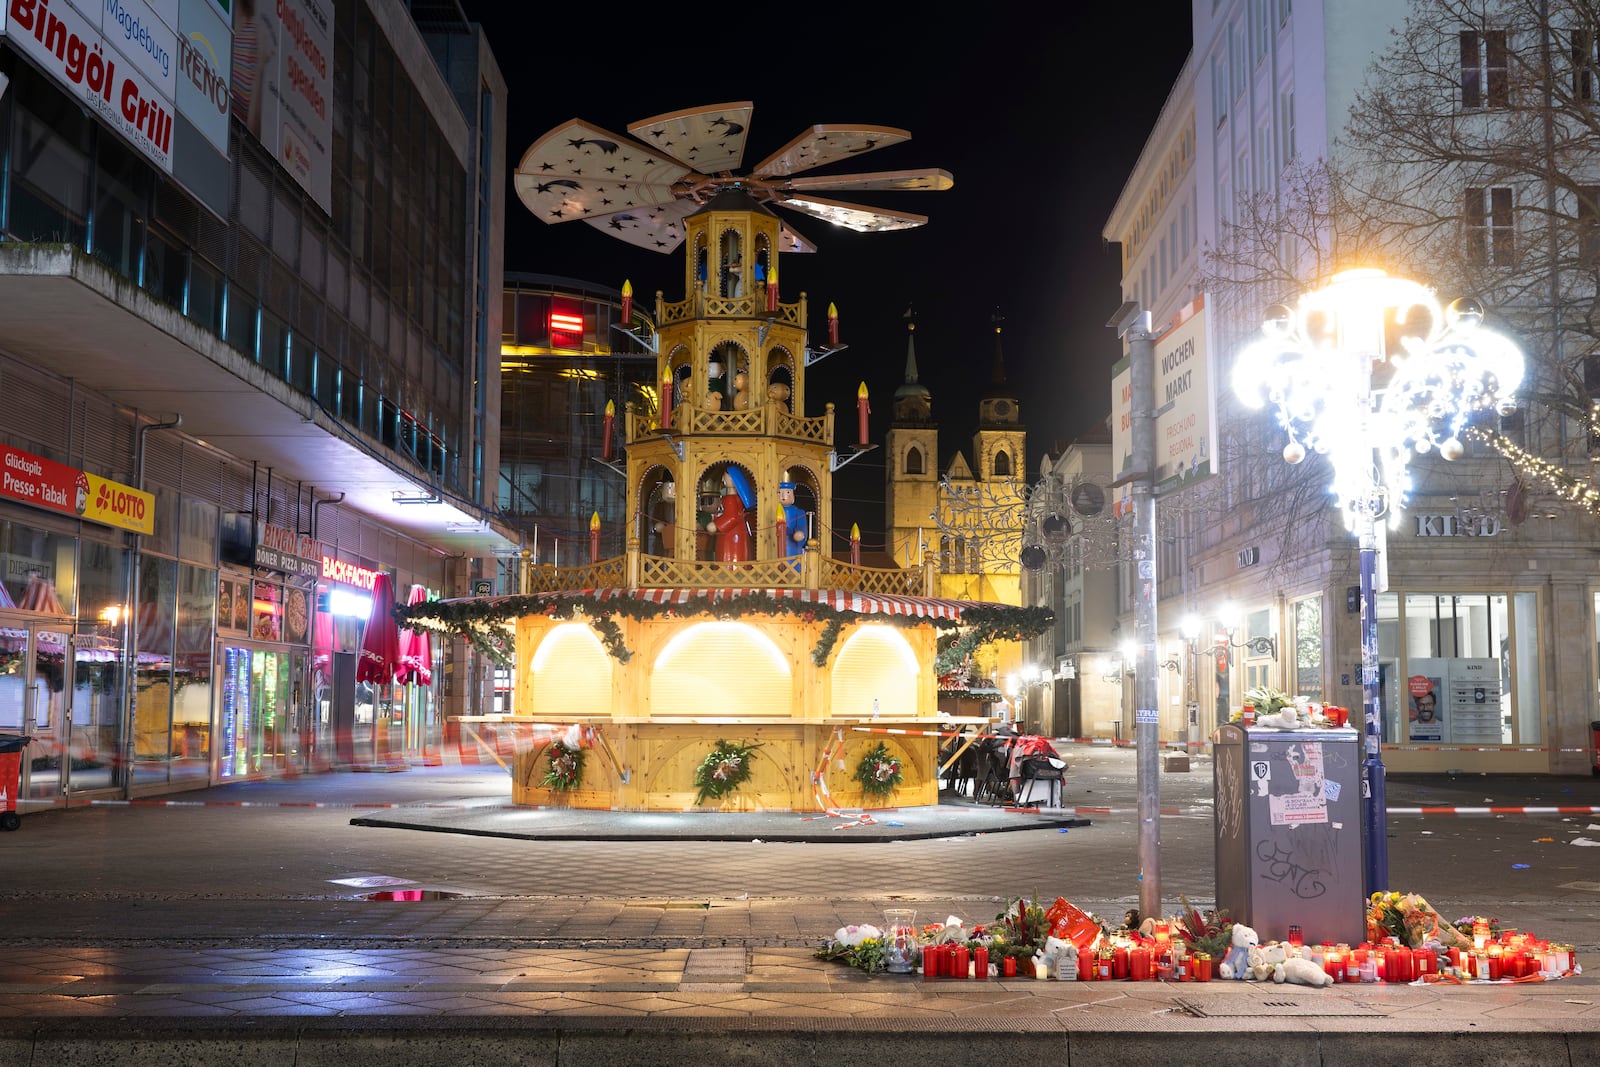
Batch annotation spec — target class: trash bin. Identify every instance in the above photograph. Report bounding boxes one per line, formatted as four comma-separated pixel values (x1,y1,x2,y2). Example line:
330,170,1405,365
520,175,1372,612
0,736,30,832
1212,723,1364,946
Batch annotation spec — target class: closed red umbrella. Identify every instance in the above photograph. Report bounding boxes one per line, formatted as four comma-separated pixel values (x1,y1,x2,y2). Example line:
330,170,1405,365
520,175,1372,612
356,572,400,685
396,583,433,686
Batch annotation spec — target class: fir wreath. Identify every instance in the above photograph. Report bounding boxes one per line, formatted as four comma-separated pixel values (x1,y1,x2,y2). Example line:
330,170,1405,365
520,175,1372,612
396,593,1053,670
541,741,585,791
693,739,763,805
853,741,904,798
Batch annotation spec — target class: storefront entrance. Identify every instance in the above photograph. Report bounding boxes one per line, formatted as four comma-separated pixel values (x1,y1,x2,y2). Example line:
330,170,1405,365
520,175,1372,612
217,644,308,780
0,623,75,800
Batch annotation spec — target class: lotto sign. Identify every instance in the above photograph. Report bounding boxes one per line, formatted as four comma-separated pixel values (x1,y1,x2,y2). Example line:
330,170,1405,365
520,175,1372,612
0,443,154,535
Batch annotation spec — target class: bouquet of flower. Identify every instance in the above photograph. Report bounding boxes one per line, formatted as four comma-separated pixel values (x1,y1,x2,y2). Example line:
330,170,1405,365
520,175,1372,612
694,738,762,804
1367,891,1473,949
1175,895,1235,960
540,740,584,791
854,741,903,797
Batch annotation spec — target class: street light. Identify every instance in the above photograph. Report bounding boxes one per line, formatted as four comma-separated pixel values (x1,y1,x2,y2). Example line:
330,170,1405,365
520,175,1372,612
1232,268,1524,898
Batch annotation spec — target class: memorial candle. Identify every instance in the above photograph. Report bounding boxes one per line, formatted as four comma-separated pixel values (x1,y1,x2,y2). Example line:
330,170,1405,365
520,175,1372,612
974,947,989,980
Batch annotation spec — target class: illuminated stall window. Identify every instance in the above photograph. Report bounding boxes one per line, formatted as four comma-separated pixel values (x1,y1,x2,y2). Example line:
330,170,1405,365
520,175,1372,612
830,625,919,718
531,623,613,717
650,622,791,718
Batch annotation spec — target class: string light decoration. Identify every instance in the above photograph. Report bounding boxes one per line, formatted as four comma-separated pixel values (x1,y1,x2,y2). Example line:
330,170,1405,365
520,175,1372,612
1230,267,1525,903
1465,427,1600,513
1232,268,1525,532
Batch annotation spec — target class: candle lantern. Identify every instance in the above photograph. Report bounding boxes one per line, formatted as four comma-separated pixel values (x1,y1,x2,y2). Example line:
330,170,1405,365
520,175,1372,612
883,908,918,974
1473,920,1491,951
1193,953,1212,982
1287,925,1303,948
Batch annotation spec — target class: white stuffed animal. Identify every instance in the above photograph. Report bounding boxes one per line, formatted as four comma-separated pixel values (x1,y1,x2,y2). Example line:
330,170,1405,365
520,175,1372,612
1218,923,1258,980
1041,936,1078,980
1251,941,1288,982
1277,955,1334,987
1254,705,1301,730
833,924,881,947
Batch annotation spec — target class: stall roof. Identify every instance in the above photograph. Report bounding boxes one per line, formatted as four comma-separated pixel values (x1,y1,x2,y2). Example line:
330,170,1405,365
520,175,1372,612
448,587,983,620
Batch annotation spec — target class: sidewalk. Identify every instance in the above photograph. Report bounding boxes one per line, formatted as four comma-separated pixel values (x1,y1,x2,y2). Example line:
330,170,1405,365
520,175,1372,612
0,749,1593,1066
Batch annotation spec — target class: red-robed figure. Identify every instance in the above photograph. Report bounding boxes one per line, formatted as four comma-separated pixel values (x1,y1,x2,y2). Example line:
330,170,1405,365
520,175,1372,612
705,467,756,561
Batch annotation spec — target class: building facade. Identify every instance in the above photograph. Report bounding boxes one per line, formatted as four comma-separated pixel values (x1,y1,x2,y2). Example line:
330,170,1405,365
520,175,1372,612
1102,0,1599,774
0,0,514,805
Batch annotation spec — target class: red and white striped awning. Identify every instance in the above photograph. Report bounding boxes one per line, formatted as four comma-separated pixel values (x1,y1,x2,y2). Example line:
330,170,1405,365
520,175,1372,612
482,588,980,620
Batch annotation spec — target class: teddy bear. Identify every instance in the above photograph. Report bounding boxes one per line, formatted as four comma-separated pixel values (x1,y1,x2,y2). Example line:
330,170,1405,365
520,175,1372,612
1254,705,1301,730
1250,940,1287,981
767,381,791,408
1277,954,1334,987
731,370,750,410
1038,936,1078,980
1218,922,1258,979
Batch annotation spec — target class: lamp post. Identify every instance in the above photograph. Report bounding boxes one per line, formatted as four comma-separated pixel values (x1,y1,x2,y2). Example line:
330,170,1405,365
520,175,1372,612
1232,268,1524,898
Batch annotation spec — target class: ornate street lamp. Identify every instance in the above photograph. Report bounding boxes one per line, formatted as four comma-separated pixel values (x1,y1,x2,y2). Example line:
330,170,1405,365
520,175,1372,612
1231,268,1524,897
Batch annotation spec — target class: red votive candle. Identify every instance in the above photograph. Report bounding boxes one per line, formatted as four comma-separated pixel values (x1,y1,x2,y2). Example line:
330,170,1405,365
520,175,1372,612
923,946,938,981
1078,949,1095,982
952,945,970,979
1112,945,1130,980
1002,955,1017,978
974,947,989,980
1287,925,1303,948
1194,953,1212,982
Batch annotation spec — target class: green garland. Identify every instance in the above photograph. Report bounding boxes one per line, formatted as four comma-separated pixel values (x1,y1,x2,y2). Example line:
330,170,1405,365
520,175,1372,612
693,738,762,804
853,741,903,797
398,593,1053,669
541,741,585,791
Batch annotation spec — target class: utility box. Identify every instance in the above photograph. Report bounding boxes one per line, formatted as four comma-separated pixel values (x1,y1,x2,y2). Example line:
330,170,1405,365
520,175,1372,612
1212,723,1365,947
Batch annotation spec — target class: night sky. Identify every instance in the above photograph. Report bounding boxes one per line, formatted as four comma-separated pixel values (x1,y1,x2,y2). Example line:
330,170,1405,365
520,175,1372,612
460,6,1193,542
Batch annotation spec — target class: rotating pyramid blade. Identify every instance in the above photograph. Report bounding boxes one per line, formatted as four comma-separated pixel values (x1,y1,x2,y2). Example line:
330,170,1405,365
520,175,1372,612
584,200,696,254
779,223,817,254
777,194,927,233
751,124,912,178
782,168,954,194
515,119,694,224
627,102,754,176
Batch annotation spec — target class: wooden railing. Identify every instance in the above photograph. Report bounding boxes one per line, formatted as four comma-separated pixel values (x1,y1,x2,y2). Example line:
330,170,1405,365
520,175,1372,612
521,547,935,598
822,558,927,597
525,558,627,594
658,292,803,326
625,403,831,446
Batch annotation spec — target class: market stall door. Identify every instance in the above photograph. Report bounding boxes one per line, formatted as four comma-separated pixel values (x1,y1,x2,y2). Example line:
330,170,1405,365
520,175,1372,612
24,628,72,800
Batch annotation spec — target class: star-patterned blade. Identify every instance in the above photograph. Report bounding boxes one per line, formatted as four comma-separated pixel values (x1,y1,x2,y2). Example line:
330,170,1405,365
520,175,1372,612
751,124,912,179
627,102,753,176
514,119,695,225
779,222,817,254
583,200,697,253
781,168,954,194
776,194,928,232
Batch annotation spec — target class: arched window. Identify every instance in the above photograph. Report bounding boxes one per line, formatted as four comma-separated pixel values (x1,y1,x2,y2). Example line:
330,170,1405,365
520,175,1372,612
993,450,1011,477
905,446,924,475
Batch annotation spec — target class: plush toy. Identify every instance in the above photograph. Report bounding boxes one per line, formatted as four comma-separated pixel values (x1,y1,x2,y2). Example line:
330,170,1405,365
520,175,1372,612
832,924,881,947
1218,923,1258,980
1040,936,1078,980
929,916,969,944
731,370,750,410
1251,941,1287,982
1254,705,1301,730
1277,955,1335,987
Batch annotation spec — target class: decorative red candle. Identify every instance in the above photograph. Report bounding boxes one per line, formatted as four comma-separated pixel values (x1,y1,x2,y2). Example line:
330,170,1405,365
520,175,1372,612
1129,946,1152,981
952,945,970,979
1287,925,1303,948
1487,947,1503,981
1077,949,1094,981
1002,955,1016,978
1375,950,1387,982
923,945,940,980
1448,946,1462,968
1097,952,1113,980
601,399,615,461
589,512,601,563
1391,945,1413,983
1112,944,1130,980
1345,954,1360,984
620,279,633,324
659,370,673,431
974,946,989,980
856,382,870,446
766,264,779,312
828,301,839,345
1324,951,1342,982
1194,953,1212,982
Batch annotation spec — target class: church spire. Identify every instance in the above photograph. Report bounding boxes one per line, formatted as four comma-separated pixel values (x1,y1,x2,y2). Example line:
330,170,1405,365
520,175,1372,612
990,309,1008,388
892,304,932,421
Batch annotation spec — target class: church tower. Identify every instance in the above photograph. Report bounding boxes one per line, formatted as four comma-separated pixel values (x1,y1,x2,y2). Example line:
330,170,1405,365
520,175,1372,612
884,309,939,568
972,313,1026,483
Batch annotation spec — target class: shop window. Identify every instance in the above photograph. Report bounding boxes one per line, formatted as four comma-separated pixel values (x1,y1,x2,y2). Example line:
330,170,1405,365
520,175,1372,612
1292,595,1322,702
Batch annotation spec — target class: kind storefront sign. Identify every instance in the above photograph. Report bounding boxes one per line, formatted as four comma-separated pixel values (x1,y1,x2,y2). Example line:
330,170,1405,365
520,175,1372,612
0,443,154,535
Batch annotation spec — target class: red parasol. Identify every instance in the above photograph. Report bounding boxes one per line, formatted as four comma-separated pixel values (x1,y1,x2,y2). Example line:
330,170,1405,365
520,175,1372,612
396,583,433,686
356,572,400,685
